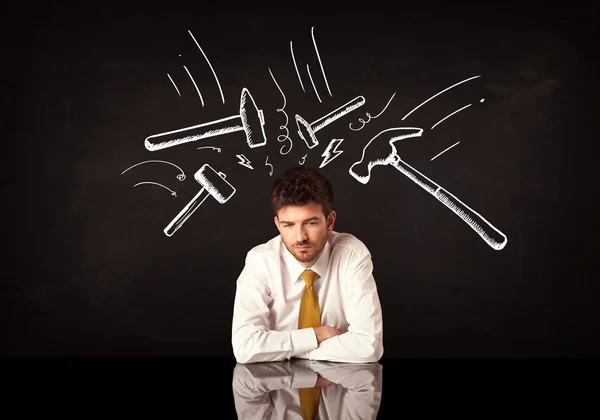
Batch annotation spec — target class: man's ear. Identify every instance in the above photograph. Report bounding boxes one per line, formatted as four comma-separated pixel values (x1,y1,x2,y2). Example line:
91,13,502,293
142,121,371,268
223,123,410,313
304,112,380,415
274,216,280,232
326,211,337,232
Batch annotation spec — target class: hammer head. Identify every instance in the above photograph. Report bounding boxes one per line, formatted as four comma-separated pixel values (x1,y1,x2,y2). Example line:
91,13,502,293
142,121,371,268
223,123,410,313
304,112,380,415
295,114,319,149
349,127,423,184
239,87,267,148
194,164,236,204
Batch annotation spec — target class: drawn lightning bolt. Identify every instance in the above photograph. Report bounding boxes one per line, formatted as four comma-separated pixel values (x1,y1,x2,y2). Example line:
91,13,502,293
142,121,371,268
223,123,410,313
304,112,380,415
236,154,254,170
319,139,344,168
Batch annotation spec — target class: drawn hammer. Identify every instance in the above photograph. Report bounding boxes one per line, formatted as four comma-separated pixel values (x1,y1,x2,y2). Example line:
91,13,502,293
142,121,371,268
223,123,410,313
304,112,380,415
164,163,236,237
295,96,365,149
349,127,507,250
145,87,267,151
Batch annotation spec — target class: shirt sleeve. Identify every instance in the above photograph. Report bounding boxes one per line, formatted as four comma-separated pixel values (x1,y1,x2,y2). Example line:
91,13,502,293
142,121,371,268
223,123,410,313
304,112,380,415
232,361,317,397
305,247,384,363
231,254,318,364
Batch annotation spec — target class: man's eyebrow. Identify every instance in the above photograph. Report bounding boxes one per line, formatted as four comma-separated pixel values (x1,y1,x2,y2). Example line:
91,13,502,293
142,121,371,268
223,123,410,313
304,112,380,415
279,217,321,224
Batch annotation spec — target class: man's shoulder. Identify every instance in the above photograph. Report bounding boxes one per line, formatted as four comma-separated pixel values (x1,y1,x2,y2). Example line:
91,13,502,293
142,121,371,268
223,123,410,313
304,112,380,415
245,234,282,263
329,231,371,256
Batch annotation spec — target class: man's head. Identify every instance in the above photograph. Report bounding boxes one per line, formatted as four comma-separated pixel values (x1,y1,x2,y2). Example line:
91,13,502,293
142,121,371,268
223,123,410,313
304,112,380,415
271,167,337,267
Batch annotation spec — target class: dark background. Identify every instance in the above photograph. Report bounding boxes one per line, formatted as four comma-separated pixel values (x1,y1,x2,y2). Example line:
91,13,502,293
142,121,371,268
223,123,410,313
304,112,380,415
2,0,598,359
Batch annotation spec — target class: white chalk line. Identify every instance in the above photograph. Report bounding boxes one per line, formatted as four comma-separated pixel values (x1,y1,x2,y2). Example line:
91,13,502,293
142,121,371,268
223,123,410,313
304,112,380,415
402,75,481,120
306,64,322,103
430,141,461,161
431,103,472,129
183,65,204,107
311,26,332,97
121,160,186,181
188,29,225,104
291,41,305,92
133,181,177,197
167,73,181,97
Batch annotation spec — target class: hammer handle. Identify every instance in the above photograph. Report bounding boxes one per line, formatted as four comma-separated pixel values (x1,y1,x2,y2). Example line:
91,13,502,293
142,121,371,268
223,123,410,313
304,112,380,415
390,156,507,250
164,187,211,236
145,115,243,151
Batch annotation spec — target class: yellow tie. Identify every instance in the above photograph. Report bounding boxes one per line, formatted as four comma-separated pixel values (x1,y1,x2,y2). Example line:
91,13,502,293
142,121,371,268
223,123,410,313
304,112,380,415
299,385,320,420
298,269,321,420
298,269,320,329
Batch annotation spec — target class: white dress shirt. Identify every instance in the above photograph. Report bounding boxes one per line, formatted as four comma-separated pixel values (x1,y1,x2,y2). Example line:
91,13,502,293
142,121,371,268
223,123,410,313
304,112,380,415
231,231,384,364
232,360,383,420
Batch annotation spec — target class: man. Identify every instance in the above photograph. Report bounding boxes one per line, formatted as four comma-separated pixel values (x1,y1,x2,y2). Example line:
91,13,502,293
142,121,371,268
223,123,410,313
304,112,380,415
231,167,383,364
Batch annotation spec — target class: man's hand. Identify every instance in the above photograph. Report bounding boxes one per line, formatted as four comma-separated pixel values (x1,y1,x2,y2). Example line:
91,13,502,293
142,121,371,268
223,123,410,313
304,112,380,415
315,374,335,387
313,325,342,344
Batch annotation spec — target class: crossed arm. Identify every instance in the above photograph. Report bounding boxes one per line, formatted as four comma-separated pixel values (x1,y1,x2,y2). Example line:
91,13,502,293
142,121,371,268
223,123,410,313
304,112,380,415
231,253,384,364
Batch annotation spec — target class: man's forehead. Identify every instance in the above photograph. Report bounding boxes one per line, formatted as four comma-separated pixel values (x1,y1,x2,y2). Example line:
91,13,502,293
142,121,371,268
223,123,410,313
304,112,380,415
277,202,324,219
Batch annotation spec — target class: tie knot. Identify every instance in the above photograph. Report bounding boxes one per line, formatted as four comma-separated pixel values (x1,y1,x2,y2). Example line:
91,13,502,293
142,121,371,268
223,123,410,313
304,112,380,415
301,269,318,287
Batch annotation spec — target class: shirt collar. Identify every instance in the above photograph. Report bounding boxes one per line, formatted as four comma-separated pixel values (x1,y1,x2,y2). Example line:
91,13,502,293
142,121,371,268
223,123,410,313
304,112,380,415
281,234,332,283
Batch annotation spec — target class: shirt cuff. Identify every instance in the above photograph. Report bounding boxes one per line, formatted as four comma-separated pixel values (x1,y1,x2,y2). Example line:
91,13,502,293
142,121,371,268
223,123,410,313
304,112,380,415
290,327,318,355
291,370,319,389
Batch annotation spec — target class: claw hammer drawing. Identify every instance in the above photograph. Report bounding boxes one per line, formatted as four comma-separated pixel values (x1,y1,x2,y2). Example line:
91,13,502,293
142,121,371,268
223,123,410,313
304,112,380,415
349,127,507,250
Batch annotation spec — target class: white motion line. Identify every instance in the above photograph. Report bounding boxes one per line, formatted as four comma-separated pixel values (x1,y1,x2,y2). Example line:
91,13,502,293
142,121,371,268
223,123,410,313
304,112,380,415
183,65,204,107
188,29,225,104
306,64,322,103
431,103,472,129
430,141,461,161
311,26,332,97
402,75,481,120
291,41,306,92
167,73,181,97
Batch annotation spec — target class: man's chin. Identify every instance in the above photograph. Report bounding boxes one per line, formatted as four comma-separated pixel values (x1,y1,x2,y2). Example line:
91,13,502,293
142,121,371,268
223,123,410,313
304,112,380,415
292,250,316,263
284,240,326,264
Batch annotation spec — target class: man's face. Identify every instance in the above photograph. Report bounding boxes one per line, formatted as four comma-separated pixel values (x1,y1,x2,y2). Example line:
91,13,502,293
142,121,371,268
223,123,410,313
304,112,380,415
274,201,336,268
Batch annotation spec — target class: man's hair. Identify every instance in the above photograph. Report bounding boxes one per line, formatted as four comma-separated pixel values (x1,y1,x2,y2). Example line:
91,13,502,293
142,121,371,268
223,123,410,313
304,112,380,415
271,167,334,217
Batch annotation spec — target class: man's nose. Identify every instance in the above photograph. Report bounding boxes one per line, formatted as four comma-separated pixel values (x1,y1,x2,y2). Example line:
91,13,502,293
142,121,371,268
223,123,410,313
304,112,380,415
296,226,308,242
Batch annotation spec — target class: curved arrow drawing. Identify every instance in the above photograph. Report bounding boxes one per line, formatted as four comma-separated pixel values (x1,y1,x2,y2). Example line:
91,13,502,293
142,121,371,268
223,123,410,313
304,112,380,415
133,181,177,197
121,160,186,181
197,146,221,152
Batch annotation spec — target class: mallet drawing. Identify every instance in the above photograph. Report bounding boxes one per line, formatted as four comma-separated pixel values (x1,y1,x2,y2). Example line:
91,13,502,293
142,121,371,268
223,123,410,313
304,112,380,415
349,127,507,250
295,96,365,149
164,164,236,237
145,87,267,151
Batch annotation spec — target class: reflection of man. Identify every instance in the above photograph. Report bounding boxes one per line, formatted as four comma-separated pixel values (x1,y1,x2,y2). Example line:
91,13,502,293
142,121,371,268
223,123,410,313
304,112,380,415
232,360,383,419
231,167,384,364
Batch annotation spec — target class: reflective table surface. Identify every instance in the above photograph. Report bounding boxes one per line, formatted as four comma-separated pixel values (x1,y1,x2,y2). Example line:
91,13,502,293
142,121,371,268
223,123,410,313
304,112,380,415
6,356,575,417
